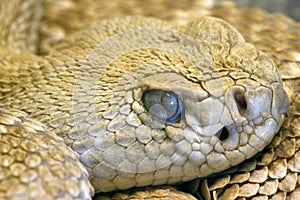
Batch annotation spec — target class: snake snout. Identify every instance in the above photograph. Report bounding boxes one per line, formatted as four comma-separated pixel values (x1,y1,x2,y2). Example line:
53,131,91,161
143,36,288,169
225,86,248,124
271,83,290,119
234,91,247,116
226,85,286,124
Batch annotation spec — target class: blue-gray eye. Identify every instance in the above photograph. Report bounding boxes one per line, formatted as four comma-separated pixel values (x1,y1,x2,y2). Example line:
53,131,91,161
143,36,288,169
142,89,183,123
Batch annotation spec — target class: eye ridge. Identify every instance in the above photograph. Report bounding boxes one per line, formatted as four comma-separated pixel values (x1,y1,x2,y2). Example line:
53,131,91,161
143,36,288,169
142,89,183,123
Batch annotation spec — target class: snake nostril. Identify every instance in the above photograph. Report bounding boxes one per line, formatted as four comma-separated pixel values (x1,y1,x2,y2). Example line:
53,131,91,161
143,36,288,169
216,127,229,141
234,92,247,116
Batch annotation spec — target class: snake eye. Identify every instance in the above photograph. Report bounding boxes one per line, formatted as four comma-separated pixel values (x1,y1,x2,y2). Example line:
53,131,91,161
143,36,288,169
142,89,183,123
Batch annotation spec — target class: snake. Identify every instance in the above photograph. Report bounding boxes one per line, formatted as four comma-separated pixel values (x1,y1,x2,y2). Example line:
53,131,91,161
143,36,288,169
0,0,299,199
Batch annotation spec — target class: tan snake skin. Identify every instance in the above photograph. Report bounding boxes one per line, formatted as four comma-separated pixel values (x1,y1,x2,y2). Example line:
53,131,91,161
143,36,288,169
0,0,299,199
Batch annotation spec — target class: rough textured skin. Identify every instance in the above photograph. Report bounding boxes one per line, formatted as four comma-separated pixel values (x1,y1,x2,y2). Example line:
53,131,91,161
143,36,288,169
0,0,299,199
0,108,93,199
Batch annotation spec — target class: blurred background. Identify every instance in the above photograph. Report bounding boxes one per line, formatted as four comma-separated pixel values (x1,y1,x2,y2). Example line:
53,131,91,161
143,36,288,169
39,0,300,54
217,0,300,21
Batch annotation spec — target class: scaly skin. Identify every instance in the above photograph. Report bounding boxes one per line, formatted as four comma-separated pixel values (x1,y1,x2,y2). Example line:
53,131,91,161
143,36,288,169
0,0,298,199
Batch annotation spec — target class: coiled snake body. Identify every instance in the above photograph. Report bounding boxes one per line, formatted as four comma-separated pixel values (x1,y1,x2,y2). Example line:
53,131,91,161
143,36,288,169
0,0,299,199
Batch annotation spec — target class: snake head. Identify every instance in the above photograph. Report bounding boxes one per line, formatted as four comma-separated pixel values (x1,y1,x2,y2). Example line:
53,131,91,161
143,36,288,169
179,17,290,172
74,16,289,192
136,17,290,178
